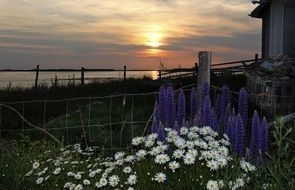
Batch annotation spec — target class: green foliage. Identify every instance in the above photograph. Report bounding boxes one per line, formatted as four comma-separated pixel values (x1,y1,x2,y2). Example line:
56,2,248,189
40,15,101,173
253,119,295,189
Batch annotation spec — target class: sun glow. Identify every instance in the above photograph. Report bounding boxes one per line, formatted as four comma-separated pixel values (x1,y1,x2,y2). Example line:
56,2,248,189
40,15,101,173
147,33,162,48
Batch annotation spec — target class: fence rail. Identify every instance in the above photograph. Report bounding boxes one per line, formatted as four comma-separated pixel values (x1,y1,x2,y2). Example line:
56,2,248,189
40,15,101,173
0,55,261,89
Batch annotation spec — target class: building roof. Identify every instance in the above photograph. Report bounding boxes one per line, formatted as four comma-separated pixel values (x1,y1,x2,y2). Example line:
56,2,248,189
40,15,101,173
250,0,270,18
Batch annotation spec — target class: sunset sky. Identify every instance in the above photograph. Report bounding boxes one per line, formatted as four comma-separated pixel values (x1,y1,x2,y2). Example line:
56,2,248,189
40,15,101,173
0,0,261,69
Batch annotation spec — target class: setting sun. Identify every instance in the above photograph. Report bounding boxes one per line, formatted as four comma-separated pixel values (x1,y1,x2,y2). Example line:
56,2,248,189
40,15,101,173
147,33,162,48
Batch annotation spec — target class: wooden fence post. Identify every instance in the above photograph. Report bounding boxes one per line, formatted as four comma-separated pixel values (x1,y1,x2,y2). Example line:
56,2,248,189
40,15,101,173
197,51,212,88
0,106,2,139
34,65,39,90
194,62,198,84
81,67,85,85
124,65,127,80
255,53,259,62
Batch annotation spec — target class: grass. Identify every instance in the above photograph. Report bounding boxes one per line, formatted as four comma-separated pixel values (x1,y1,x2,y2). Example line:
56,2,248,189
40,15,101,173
0,120,293,190
0,74,294,189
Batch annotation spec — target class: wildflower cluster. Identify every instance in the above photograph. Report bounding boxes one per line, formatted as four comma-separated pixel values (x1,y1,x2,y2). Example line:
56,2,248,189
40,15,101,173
153,84,270,162
25,126,257,189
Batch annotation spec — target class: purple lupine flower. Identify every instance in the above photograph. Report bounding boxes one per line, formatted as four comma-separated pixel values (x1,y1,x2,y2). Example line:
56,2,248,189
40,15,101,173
157,122,166,141
152,101,160,134
219,85,230,124
261,117,269,153
235,114,245,157
158,85,166,125
201,96,212,127
173,121,180,134
211,108,218,132
190,88,198,120
193,114,200,127
151,117,159,134
229,112,237,145
223,104,231,132
250,111,261,160
224,113,232,137
165,86,175,128
238,88,248,125
201,83,210,113
202,83,210,100
177,89,186,127
215,94,222,121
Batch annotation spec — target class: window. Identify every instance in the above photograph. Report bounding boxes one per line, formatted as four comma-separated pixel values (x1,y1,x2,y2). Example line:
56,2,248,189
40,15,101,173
284,5,295,58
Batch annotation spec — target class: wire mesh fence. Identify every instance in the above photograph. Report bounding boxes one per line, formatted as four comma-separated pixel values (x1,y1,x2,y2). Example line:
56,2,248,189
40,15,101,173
0,84,293,151
0,92,158,151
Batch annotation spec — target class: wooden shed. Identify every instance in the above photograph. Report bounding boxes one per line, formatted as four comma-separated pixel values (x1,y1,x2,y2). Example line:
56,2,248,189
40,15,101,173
246,0,295,115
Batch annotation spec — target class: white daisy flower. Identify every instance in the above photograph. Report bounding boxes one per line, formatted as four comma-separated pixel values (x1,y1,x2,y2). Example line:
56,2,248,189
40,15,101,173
99,177,108,187
74,184,83,190
127,174,137,185
206,180,218,190
209,141,220,149
187,149,198,157
64,182,72,188
67,171,75,177
53,167,61,175
217,156,228,167
136,149,147,159
218,146,229,156
32,161,40,169
89,171,96,178
180,127,189,135
154,154,170,164
114,152,126,160
132,137,144,146
125,155,136,163
206,160,219,171
168,161,180,172
83,179,91,185
108,175,120,187
173,149,185,159
153,172,167,183
235,177,245,187
173,137,186,149
240,160,256,173
187,132,199,139
123,166,132,174
74,173,82,180
36,177,44,185
186,141,195,149
145,139,155,147
183,153,195,165
157,144,169,153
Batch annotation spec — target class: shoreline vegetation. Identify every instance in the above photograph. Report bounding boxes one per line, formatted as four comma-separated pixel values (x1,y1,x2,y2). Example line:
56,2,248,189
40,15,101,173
0,74,294,189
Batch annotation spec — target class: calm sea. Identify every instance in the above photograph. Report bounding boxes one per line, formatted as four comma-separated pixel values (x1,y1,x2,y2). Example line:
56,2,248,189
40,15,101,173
0,71,159,89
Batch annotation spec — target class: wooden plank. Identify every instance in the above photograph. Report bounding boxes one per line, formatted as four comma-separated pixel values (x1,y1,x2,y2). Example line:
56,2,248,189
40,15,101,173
34,65,39,90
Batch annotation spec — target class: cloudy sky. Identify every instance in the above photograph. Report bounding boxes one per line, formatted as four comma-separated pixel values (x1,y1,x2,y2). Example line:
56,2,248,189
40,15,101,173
0,0,261,69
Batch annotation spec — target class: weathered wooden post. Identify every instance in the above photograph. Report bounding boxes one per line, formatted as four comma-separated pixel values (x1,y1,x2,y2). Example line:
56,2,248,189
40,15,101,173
0,106,2,139
158,70,162,80
34,65,39,90
194,62,198,83
124,65,127,80
81,67,85,85
197,51,212,88
255,53,259,62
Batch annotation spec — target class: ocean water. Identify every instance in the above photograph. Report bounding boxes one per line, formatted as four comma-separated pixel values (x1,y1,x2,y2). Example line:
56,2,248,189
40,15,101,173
0,71,159,89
